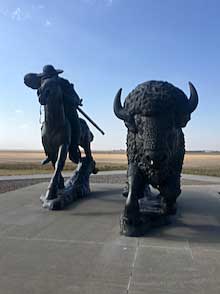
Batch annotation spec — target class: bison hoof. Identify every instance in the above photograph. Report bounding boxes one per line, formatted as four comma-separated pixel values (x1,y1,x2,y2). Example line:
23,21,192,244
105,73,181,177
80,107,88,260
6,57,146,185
120,215,146,237
166,203,178,215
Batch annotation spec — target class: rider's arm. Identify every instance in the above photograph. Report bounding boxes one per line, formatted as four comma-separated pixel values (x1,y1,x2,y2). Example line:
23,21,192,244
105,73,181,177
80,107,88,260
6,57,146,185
60,78,82,107
70,83,83,106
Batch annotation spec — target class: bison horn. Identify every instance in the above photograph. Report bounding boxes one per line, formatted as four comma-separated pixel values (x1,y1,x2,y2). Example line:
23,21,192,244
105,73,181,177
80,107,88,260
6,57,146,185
113,88,129,121
188,82,198,113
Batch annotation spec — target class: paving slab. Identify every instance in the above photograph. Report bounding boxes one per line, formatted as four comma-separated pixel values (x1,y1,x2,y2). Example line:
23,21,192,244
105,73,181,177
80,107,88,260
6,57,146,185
0,182,220,293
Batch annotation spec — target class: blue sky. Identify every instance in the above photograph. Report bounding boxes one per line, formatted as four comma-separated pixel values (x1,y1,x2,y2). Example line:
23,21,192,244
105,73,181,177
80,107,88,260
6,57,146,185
0,0,219,150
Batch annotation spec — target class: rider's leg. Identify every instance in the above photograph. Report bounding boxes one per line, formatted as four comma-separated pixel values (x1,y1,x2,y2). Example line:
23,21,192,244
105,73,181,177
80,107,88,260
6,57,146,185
68,111,81,164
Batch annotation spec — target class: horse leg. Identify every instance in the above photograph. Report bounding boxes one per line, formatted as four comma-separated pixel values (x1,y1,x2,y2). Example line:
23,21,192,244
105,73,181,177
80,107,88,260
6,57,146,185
58,174,65,189
52,160,65,189
45,144,68,200
83,139,92,160
81,128,93,160
159,174,181,215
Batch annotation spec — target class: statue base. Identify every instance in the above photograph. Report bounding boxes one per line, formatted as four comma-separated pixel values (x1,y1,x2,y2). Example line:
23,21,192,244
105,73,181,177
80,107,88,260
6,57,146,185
40,158,96,210
120,192,174,237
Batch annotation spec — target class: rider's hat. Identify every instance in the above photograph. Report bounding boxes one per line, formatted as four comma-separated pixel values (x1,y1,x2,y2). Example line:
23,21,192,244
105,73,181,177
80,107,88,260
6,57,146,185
37,65,63,78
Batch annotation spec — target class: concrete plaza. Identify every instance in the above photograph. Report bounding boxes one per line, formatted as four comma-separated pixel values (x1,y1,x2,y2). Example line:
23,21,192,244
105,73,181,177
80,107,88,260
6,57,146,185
0,180,220,293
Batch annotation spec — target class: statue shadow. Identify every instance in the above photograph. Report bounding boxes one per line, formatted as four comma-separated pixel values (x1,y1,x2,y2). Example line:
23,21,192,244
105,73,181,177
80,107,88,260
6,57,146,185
142,190,220,245
64,187,124,217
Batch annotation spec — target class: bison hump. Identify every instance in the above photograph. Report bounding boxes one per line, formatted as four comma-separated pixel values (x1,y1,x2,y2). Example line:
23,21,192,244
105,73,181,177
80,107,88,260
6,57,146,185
124,81,187,115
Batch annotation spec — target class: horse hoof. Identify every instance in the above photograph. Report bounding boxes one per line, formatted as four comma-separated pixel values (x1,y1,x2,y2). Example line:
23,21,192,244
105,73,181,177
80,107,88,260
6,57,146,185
44,189,57,201
41,157,51,165
92,167,99,174
40,196,64,210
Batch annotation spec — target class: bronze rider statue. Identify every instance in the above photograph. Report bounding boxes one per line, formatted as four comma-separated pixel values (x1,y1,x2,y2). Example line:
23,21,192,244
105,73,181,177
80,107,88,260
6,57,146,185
32,65,82,164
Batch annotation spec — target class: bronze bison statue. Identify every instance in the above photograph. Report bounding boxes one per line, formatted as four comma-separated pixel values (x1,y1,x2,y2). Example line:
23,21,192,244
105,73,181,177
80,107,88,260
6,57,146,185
114,80,198,232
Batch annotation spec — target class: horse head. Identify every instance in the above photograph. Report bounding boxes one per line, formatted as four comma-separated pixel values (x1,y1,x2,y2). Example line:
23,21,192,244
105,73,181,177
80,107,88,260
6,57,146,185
38,78,63,106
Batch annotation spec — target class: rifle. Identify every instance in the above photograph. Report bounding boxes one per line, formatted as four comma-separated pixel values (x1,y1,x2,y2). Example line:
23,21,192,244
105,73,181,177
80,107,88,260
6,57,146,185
77,107,105,135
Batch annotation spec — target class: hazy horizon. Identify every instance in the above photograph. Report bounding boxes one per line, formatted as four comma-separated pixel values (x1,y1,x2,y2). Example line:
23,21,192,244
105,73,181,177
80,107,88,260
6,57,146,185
0,149,220,153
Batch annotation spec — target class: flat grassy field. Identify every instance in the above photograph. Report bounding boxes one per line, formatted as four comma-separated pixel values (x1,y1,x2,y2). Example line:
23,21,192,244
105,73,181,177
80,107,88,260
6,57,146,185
0,150,220,177
0,150,127,176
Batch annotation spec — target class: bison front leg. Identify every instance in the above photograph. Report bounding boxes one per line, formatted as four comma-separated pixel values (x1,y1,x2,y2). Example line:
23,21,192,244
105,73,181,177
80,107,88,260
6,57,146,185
124,163,145,225
44,144,68,201
159,174,181,215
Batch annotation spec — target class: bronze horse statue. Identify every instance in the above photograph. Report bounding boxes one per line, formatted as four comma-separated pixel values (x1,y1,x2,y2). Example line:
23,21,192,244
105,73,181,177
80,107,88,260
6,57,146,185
38,77,95,201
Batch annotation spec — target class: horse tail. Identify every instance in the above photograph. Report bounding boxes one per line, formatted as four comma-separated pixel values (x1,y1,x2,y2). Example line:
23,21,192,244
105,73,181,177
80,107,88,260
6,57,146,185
89,131,94,142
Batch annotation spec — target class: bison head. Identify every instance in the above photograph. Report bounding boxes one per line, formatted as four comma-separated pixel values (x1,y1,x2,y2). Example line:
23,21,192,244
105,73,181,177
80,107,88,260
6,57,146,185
113,81,198,183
